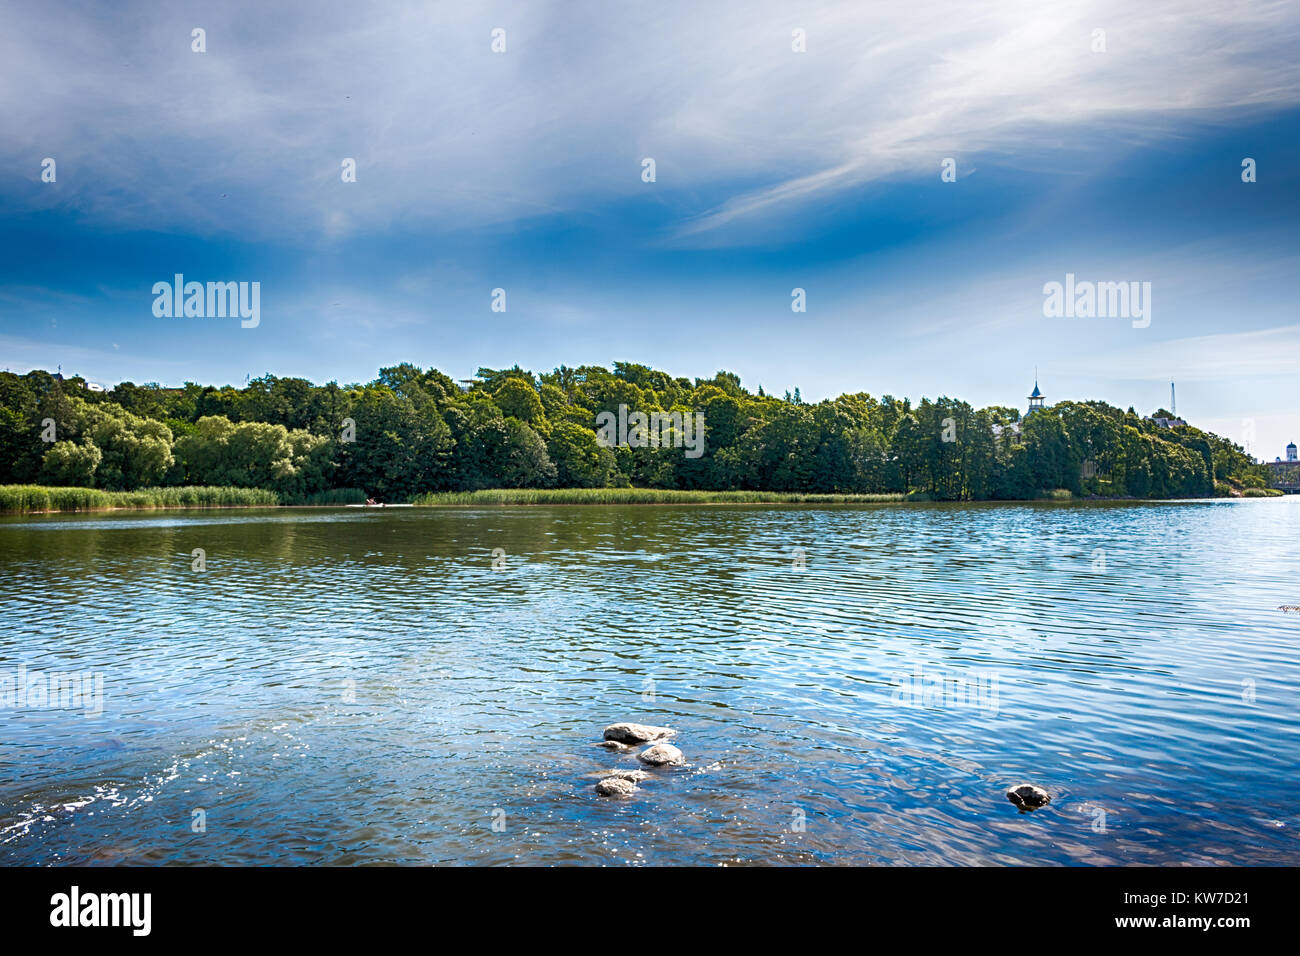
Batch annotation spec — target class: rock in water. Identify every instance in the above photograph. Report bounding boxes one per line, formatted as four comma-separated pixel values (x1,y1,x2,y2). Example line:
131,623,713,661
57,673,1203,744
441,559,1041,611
603,722,676,744
596,740,632,751
637,743,685,766
1006,784,1051,812
596,776,639,797
601,768,649,782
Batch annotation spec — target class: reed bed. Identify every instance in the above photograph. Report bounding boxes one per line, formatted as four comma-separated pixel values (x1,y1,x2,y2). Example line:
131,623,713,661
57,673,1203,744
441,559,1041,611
409,488,909,506
284,488,368,506
0,485,281,513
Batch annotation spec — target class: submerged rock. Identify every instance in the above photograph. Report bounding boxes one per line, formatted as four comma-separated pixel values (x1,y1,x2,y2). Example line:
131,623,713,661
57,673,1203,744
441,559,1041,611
1006,784,1051,812
595,776,639,797
601,768,649,782
595,740,632,751
603,722,676,744
637,743,685,766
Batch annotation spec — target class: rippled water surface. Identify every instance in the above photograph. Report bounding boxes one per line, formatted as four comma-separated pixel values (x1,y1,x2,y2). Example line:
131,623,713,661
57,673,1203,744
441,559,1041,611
2,499,1298,865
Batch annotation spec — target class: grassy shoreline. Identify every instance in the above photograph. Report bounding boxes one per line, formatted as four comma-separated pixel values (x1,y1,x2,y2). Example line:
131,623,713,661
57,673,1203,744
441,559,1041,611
1,485,910,513
0,485,364,514
408,489,911,506
1,484,1285,515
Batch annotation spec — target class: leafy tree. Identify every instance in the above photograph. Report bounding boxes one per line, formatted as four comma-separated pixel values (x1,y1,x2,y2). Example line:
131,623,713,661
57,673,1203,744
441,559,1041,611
41,440,102,486
498,419,557,488
175,416,330,496
495,378,546,425
332,387,453,498
547,421,618,487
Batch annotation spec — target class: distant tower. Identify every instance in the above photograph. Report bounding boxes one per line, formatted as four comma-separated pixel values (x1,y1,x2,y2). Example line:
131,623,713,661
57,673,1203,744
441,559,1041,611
1288,442,1297,462
1171,381,1176,417
1027,377,1045,415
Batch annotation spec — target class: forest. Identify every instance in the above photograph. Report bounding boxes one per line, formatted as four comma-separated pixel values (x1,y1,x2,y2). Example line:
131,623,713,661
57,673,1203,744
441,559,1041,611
0,363,1270,502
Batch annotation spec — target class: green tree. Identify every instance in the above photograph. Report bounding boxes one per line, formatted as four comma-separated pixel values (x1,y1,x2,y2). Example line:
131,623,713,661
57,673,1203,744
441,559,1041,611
40,440,102,486
334,387,454,499
495,378,546,425
547,421,617,487
175,416,330,496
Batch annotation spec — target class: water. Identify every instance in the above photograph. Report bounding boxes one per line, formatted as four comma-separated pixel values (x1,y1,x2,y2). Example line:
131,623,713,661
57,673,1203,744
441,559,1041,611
1,498,1298,866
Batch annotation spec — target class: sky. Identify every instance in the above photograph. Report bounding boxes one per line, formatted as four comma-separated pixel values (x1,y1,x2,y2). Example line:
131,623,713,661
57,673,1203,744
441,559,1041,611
1,0,1298,459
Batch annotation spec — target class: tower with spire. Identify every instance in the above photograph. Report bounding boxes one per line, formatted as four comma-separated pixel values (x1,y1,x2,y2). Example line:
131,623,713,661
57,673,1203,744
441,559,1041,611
1026,376,1045,416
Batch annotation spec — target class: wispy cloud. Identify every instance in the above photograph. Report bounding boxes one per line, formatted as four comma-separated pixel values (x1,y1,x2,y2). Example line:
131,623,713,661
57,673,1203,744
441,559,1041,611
3,1,1297,244
1061,323,1300,381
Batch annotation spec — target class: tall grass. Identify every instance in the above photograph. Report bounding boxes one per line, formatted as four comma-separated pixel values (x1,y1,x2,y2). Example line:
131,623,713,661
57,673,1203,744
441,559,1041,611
0,485,280,514
409,488,909,506
283,488,368,506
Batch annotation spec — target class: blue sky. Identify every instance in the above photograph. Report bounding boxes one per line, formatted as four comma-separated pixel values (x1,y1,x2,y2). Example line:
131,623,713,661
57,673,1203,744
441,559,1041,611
2,0,1299,458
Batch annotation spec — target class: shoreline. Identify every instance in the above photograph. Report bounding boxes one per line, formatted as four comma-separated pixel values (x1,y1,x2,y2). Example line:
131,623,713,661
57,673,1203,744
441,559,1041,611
1,485,1284,515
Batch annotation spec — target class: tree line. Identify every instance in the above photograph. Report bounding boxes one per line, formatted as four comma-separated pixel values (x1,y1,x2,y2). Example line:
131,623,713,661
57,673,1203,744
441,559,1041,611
0,363,1268,500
